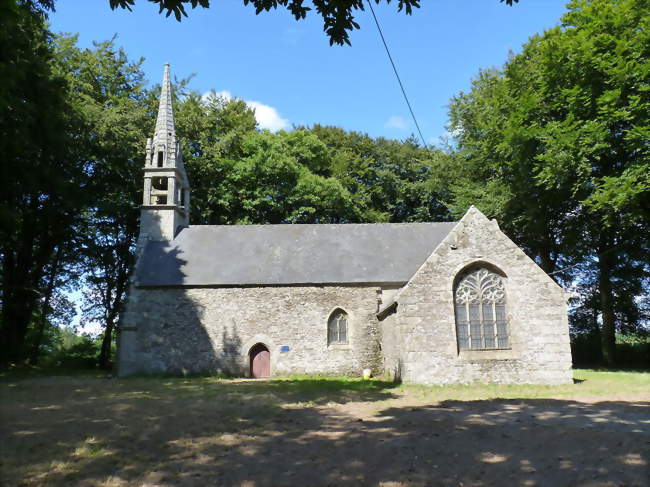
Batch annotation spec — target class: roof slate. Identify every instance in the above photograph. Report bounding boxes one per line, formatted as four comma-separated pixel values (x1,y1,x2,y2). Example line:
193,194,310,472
135,222,457,287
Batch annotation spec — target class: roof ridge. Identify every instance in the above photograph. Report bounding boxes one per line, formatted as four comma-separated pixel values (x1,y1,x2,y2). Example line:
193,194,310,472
187,221,457,229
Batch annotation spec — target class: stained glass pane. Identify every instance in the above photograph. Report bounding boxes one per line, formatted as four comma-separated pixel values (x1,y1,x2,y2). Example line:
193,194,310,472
469,304,481,321
497,321,507,335
470,322,481,337
483,304,494,321
338,317,347,343
495,304,506,321
482,320,493,349
457,322,469,338
455,305,468,323
470,337,482,349
483,321,495,338
457,322,469,350
328,320,337,344
497,322,508,349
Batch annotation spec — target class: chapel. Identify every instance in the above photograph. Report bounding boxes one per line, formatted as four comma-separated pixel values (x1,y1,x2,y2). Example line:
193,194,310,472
117,65,573,385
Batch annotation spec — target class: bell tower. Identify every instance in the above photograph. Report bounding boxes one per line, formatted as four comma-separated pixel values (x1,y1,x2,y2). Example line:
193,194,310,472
140,63,190,242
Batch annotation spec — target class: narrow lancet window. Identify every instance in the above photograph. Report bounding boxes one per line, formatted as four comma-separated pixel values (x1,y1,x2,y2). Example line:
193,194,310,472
328,309,348,345
454,267,509,350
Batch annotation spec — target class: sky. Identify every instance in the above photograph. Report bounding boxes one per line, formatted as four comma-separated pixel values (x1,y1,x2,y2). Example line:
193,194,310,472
49,0,571,145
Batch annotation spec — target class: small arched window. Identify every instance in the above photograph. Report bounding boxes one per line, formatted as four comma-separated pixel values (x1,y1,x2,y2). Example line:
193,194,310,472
454,267,508,350
328,309,348,345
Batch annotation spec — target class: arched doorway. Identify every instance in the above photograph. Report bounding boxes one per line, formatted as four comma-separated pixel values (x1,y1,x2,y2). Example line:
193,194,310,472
249,343,270,378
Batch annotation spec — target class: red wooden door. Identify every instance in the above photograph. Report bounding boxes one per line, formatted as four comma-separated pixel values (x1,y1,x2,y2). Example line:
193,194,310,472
250,344,270,378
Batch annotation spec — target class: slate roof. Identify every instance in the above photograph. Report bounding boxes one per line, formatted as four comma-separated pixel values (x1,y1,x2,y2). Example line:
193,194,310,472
135,222,457,287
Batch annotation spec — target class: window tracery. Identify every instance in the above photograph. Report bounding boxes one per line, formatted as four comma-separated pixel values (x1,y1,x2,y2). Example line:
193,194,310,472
454,267,509,350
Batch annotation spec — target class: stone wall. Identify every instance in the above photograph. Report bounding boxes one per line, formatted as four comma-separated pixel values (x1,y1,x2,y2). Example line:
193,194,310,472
140,206,187,241
380,207,573,385
378,310,402,380
118,285,382,377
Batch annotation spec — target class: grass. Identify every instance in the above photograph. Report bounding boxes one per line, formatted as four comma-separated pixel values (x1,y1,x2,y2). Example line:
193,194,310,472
146,367,650,399
0,364,109,378
395,368,650,402
1,369,648,486
3,367,649,402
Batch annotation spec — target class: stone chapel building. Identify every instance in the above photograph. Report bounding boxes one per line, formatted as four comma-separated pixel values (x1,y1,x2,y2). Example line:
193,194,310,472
117,65,573,384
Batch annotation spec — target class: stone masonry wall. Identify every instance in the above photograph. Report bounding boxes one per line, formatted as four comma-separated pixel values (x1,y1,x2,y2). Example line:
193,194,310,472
381,207,573,385
378,311,402,380
118,285,382,377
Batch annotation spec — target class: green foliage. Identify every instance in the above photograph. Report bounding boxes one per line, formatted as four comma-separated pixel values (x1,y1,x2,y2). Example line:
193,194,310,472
54,35,152,368
0,5,154,368
447,0,650,364
0,1,85,364
45,328,102,369
103,0,519,45
572,332,650,368
308,125,453,223
176,97,453,226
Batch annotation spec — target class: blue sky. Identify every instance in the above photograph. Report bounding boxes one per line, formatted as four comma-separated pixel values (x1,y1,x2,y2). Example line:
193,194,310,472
50,0,569,144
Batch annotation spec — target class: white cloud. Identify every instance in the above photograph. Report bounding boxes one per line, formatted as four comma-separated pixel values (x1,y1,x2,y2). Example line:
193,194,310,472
203,90,289,132
247,100,290,132
385,115,409,130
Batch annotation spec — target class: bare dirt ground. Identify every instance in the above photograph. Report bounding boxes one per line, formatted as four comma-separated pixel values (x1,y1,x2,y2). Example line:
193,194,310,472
1,373,649,486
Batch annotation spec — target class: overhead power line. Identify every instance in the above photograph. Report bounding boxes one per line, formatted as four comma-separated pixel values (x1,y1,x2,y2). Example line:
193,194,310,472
366,0,428,150
547,237,636,277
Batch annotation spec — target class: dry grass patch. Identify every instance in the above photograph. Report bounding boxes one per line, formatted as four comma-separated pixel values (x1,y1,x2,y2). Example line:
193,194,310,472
1,370,648,486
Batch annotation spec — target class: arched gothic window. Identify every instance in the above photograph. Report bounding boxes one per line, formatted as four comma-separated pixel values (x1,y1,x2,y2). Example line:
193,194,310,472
454,267,509,350
328,309,348,345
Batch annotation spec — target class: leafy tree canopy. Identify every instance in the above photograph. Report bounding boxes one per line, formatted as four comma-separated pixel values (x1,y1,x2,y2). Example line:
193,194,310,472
103,0,519,45
447,0,650,363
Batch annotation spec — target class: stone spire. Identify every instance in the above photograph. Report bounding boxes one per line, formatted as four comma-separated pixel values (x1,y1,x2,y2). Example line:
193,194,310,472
152,63,176,160
139,63,190,242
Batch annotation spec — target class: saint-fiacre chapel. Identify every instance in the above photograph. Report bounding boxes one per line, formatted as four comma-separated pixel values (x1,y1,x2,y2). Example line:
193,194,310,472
117,65,573,384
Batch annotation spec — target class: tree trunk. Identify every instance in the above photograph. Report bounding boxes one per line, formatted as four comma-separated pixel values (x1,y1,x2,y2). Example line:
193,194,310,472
98,318,114,370
29,246,62,365
98,267,129,370
1,198,62,366
598,237,617,366
1,237,38,365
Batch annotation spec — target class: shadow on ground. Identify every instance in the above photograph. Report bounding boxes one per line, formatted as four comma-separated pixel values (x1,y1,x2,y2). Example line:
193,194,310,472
1,376,648,486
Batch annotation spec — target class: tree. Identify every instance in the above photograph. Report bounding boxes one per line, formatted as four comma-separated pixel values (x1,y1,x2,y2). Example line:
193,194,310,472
0,1,87,364
0,3,152,368
174,91,455,227
176,95,361,224
309,125,453,223
447,0,650,364
53,34,152,369
104,0,518,45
